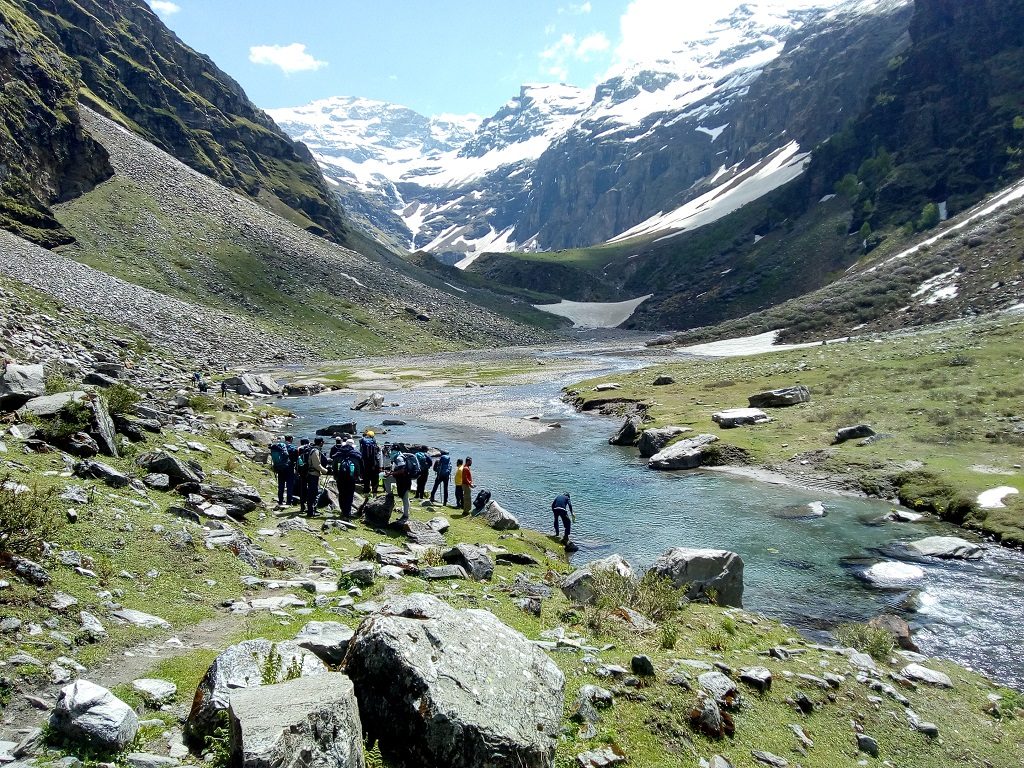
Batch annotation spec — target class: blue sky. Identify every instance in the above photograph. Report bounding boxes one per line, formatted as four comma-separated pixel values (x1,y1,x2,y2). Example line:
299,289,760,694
149,1,806,118
150,0,628,117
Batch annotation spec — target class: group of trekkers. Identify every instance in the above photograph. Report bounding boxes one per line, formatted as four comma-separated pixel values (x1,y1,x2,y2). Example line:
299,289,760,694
267,430,477,523
266,430,577,548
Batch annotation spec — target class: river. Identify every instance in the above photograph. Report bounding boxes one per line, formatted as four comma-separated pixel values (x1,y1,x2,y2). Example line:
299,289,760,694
283,349,1024,690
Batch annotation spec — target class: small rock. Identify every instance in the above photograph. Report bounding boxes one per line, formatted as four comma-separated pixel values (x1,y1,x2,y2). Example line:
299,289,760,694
631,655,656,677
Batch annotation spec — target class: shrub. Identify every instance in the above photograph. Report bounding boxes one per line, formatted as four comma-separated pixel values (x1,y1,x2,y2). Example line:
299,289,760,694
0,477,63,557
186,395,217,413
33,400,93,443
697,627,729,651
103,383,140,416
660,623,679,650
721,615,738,635
947,354,975,367
224,456,240,473
44,370,72,394
208,425,232,444
834,622,895,661
590,570,681,622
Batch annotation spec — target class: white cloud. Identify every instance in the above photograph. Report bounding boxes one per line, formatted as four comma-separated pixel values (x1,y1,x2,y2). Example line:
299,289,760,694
576,32,610,58
613,0,839,67
248,43,327,75
540,30,611,81
149,0,180,15
559,1,593,13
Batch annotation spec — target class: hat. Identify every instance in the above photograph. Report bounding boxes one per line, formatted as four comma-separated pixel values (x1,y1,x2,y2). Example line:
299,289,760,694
366,430,375,437
344,439,356,449
335,436,342,443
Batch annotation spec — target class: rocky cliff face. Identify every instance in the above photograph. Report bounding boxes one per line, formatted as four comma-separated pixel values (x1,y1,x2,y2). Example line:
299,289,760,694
16,0,349,243
809,0,1024,233
517,0,912,249
0,1,111,247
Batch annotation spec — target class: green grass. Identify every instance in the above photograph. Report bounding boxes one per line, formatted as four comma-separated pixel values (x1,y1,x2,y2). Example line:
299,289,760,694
573,315,1024,543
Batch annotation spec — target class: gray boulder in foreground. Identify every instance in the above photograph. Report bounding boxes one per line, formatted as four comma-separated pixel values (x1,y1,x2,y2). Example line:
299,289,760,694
228,673,363,768
185,639,327,747
561,554,634,605
0,363,45,409
906,536,983,560
648,434,719,470
637,426,691,458
49,680,139,751
344,593,564,768
650,548,744,607
748,385,810,408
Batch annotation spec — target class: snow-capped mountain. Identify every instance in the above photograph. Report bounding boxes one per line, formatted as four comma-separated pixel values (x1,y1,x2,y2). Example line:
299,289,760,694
270,0,911,265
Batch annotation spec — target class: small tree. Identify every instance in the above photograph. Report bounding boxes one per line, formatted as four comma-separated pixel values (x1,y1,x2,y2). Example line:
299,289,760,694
0,477,63,557
916,202,940,231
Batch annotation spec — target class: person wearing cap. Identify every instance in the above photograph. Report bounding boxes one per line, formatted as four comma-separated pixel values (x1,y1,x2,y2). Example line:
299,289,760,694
359,429,380,497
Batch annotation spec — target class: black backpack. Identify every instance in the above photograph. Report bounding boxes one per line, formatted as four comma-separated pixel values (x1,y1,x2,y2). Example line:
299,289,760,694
295,445,311,475
473,489,491,512
399,452,419,476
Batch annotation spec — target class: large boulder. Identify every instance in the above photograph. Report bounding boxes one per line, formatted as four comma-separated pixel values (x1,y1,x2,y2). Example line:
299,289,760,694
315,422,357,437
184,639,327,747
88,396,119,458
73,460,130,489
223,375,263,396
608,416,642,446
137,451,203,486
443,544,494,581
362,494,395,528
906,536,983,560
649,548,744,607
253,374,283,396
648,434,719,470
747,386,811,408
198,484,262,518
17,391,87,418
344,593,564,768
49,680,139,752
482,500,520,530
561,554,635,605
351,392,384,411
228,673,363,768
0,363,45,409
637,426,691,458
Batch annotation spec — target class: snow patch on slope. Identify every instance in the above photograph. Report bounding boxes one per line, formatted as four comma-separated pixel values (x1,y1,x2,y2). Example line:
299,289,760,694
609,141,809,243
532,294,653,328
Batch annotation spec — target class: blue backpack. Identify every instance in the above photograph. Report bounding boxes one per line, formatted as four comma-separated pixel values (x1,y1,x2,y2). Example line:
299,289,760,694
269,442,289,471
415,452,429,474
437,454,452,476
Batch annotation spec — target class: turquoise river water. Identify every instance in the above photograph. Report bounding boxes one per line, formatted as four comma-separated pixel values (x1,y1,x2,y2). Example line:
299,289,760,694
285,351,1024,690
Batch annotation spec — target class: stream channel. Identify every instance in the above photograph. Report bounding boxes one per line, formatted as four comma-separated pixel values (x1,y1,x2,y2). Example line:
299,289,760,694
285,348,1024,690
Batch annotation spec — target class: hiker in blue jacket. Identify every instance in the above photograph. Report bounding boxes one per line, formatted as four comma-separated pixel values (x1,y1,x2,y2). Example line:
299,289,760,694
552,491,574,546
333,438,363,518
429,450,452,506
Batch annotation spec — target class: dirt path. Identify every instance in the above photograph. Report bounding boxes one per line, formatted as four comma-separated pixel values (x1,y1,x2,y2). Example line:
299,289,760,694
1,608,249,740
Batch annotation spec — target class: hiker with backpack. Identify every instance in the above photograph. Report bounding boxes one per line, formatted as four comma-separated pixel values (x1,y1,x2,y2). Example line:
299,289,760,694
294,438,311,510
390,449,413,523
359,430,380,497
333,438,363,518
460,456,474,515
414,449,430,498
301,437,329,516
429,450,452,506
268,436,291,507
285,435,299,505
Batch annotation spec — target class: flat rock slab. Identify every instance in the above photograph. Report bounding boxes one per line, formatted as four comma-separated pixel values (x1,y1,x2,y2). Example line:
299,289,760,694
906,536,983,560
111,609,171,630
228,673,362,768
131,679,177,706
17,391,87,418
901,663,953,688
712,408,770,428
344,593,564,768
748,385,810,408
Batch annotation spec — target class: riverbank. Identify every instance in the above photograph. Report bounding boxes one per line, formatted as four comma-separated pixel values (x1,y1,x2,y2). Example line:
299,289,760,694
569,314,1024,546
1,317,1022,766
